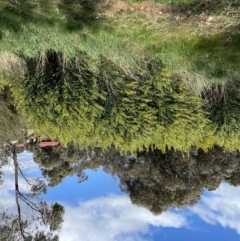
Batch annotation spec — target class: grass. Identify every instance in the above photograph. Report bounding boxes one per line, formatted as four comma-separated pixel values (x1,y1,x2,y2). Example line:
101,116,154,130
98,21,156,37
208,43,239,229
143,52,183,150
111,10,240,94
1,0,240,94
0,1,154,78
0,52,26,81
129,0,240,14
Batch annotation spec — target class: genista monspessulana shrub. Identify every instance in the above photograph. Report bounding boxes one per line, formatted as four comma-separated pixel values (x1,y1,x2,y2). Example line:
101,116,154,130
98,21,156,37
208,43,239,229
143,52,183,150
10,50,212,152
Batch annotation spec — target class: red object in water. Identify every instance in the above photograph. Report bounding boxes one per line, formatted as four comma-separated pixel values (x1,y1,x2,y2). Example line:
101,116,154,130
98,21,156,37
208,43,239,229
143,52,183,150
38,141,60,148
16,143,25,148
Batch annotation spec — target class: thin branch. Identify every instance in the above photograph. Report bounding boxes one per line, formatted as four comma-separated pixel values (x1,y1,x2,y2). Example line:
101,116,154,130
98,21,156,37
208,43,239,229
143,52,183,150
18,165,32,186
12,145,26,240
18,192,43,213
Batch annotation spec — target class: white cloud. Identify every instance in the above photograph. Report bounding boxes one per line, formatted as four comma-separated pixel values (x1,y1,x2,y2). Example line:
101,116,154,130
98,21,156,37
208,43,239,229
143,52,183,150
18,151,40,172
0,151,44,213
190,182,240,234
60,195,187,241
1,151,39,175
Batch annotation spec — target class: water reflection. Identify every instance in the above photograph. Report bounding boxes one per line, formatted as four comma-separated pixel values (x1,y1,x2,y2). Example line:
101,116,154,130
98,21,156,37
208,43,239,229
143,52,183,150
30,144,240,214
1,143,240,240
0,145,64,241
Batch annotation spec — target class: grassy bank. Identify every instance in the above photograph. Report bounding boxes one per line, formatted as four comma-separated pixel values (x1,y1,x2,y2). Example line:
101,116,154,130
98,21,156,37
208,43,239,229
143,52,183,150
1,0,240,91
1,0,240,152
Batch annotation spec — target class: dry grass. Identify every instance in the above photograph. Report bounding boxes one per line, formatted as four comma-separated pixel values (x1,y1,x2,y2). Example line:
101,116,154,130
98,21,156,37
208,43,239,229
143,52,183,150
0,52,27,81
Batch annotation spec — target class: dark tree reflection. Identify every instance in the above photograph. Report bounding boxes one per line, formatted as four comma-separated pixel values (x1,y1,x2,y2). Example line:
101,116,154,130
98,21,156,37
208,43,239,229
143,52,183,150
112,147,240,214
31,144,240,215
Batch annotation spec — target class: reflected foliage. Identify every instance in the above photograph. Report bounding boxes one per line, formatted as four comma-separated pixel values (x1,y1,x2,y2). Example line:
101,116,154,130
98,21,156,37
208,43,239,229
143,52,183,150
25,143,240,214
0,144,64,241
31,144,78,187
102,147,240,214
38,145,240,215
115,147,240,214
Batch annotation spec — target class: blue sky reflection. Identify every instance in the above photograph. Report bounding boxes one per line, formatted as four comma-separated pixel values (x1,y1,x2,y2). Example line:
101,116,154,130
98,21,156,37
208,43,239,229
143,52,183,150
1,152,240,241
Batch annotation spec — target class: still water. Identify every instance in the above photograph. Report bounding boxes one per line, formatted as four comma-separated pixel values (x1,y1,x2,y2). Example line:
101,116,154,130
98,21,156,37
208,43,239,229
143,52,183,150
1,147,240,241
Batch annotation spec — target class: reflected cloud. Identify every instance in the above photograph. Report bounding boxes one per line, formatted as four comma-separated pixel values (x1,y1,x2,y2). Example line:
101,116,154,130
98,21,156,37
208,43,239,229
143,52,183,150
2,150,240,240
1,151,39,175
0,151,44,212
61,195,187,241
190,182,240,234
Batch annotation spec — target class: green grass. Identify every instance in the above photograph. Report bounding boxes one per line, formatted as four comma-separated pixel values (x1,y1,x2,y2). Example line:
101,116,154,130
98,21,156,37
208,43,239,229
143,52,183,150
1,0,240,94
110,9,240,94
0,0,155,78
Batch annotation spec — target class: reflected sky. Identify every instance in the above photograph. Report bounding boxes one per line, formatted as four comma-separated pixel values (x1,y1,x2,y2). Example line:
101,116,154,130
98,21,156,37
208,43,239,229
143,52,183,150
1,151,240,241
